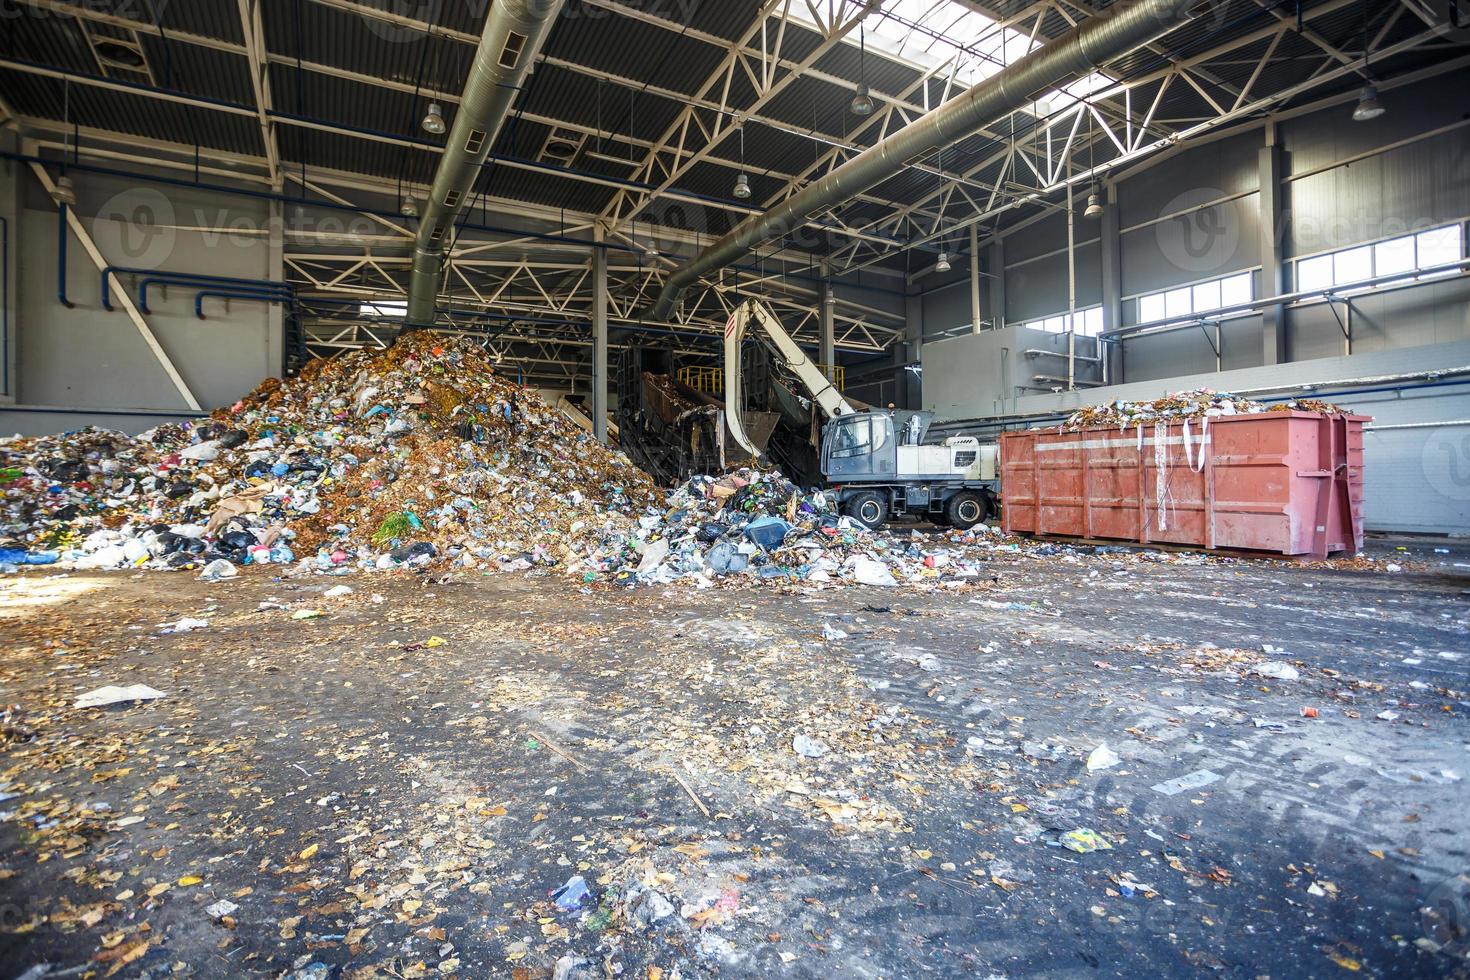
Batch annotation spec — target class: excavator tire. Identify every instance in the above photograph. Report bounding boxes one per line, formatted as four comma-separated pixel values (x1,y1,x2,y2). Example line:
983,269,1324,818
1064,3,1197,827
944,491,988,531
845,491,888,530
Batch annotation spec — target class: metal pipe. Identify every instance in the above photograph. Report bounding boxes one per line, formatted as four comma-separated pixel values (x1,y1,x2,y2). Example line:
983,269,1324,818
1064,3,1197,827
195,289,295,320
405,0,565,326
648,0,1193,320
57,204,74,309
141,276,291,314
103,266,292,311
1024,347,1101,363
1365,419,1470,431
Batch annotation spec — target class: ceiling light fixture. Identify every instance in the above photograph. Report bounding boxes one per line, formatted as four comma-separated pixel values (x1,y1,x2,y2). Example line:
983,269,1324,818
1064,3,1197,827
421,101,447,135
1351,85,1384,121
733,124,752,199
400,197,420,217
935,250,951,274
1084,185,1104,220
850,25,875,116
1082,103,1103,220
52,175,77,207
1351,3,1384,123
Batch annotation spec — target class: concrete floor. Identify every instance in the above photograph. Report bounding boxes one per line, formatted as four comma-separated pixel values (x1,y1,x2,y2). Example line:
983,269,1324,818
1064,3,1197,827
0,537,1467,978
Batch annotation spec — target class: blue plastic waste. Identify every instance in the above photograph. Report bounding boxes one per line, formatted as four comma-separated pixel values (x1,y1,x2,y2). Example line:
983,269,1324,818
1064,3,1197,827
743,516,792,551
0,548,60,565
552,874,591,911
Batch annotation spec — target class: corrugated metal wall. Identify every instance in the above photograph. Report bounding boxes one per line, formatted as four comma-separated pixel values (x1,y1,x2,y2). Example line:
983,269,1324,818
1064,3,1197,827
919,76,1470,534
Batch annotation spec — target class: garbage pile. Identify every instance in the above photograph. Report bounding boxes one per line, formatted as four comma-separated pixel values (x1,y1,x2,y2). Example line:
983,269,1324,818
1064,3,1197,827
1063,389,1345,430
0,334,1000,588
575,468,999,589
1,333,658,574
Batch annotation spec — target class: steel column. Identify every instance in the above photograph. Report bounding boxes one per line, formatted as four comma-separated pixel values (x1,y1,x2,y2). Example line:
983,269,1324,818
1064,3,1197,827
1259,133,1287,364
989,239,1006,330
820,262,835,382
970,224,983,334
592,226,608,444
1100,183,1121,385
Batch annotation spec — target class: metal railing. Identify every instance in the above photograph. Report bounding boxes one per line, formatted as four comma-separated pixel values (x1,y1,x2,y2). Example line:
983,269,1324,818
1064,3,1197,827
677,365,724,394
678,363,845,395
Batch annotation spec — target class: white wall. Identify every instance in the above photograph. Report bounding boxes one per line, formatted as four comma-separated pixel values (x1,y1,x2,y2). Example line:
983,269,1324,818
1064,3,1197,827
0,156,284,435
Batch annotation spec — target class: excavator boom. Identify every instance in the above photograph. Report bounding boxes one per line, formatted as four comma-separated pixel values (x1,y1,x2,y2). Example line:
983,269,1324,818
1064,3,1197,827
724,298,855,457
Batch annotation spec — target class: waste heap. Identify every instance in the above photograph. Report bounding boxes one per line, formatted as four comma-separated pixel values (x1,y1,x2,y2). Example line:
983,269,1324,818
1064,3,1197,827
576,468,998,589
2,333,1015,587
0,334,658,574
1063,388,1344,430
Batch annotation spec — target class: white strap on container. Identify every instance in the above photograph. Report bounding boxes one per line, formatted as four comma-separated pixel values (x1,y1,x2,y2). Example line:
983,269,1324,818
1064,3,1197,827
1181,419,1207,474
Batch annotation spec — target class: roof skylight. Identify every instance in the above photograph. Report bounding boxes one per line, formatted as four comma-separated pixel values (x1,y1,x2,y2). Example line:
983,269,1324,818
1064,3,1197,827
797,0,1114,117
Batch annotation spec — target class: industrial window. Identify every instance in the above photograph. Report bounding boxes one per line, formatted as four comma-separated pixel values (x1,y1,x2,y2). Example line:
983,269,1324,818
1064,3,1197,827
360,300,407,318
1136,271,1252,324
1295,223,1464,293
1021,306,1103,337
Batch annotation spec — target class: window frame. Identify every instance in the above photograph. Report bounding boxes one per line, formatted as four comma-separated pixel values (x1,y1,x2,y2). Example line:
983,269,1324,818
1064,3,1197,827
1019,305,1105,337
1289,221,1465,296
1132,270,1255,326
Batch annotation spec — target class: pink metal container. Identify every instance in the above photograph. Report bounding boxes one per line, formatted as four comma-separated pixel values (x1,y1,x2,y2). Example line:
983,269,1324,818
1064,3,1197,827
999,412,1368,558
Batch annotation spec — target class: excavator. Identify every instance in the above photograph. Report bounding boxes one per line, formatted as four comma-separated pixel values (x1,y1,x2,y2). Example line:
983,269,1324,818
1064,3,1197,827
723,298,999,530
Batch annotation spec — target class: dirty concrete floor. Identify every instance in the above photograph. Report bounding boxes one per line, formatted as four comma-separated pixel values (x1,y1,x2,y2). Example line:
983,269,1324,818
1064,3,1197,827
1,538,1467,979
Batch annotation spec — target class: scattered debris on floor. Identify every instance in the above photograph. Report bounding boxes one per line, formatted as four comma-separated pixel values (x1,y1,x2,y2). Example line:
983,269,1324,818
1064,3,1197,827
0,534,1465,976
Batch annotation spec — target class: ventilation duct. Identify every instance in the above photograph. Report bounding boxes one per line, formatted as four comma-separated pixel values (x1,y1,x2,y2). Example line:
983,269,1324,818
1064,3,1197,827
648,0,1195,321
405,0,565,327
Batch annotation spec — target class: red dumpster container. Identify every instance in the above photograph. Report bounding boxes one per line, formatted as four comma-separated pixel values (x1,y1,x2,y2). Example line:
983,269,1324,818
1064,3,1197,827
999,412,1368,558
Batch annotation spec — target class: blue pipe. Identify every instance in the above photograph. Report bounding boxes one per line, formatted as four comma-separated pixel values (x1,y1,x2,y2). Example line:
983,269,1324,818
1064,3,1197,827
57,205,74,309
140,276,291,314
103,266,290,311
195,290,296,320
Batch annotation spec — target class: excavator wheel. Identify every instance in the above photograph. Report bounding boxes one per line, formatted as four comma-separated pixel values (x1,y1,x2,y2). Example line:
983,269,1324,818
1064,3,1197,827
944,491,989,531
845,491,888,530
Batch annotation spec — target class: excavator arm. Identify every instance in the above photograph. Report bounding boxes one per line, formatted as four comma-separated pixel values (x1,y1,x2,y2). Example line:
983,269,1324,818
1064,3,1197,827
723,298,855,457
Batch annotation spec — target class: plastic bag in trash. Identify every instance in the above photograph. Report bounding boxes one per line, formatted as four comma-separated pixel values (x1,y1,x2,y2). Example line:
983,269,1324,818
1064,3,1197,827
848,556,897,586
707,541,749,575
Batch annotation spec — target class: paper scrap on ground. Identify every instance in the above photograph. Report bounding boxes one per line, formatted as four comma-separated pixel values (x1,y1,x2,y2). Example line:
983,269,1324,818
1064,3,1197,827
1151,769,1222,796
75,684,168,709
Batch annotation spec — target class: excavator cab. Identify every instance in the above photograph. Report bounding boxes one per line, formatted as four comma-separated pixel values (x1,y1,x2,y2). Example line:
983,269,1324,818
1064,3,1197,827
821,411,897,481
